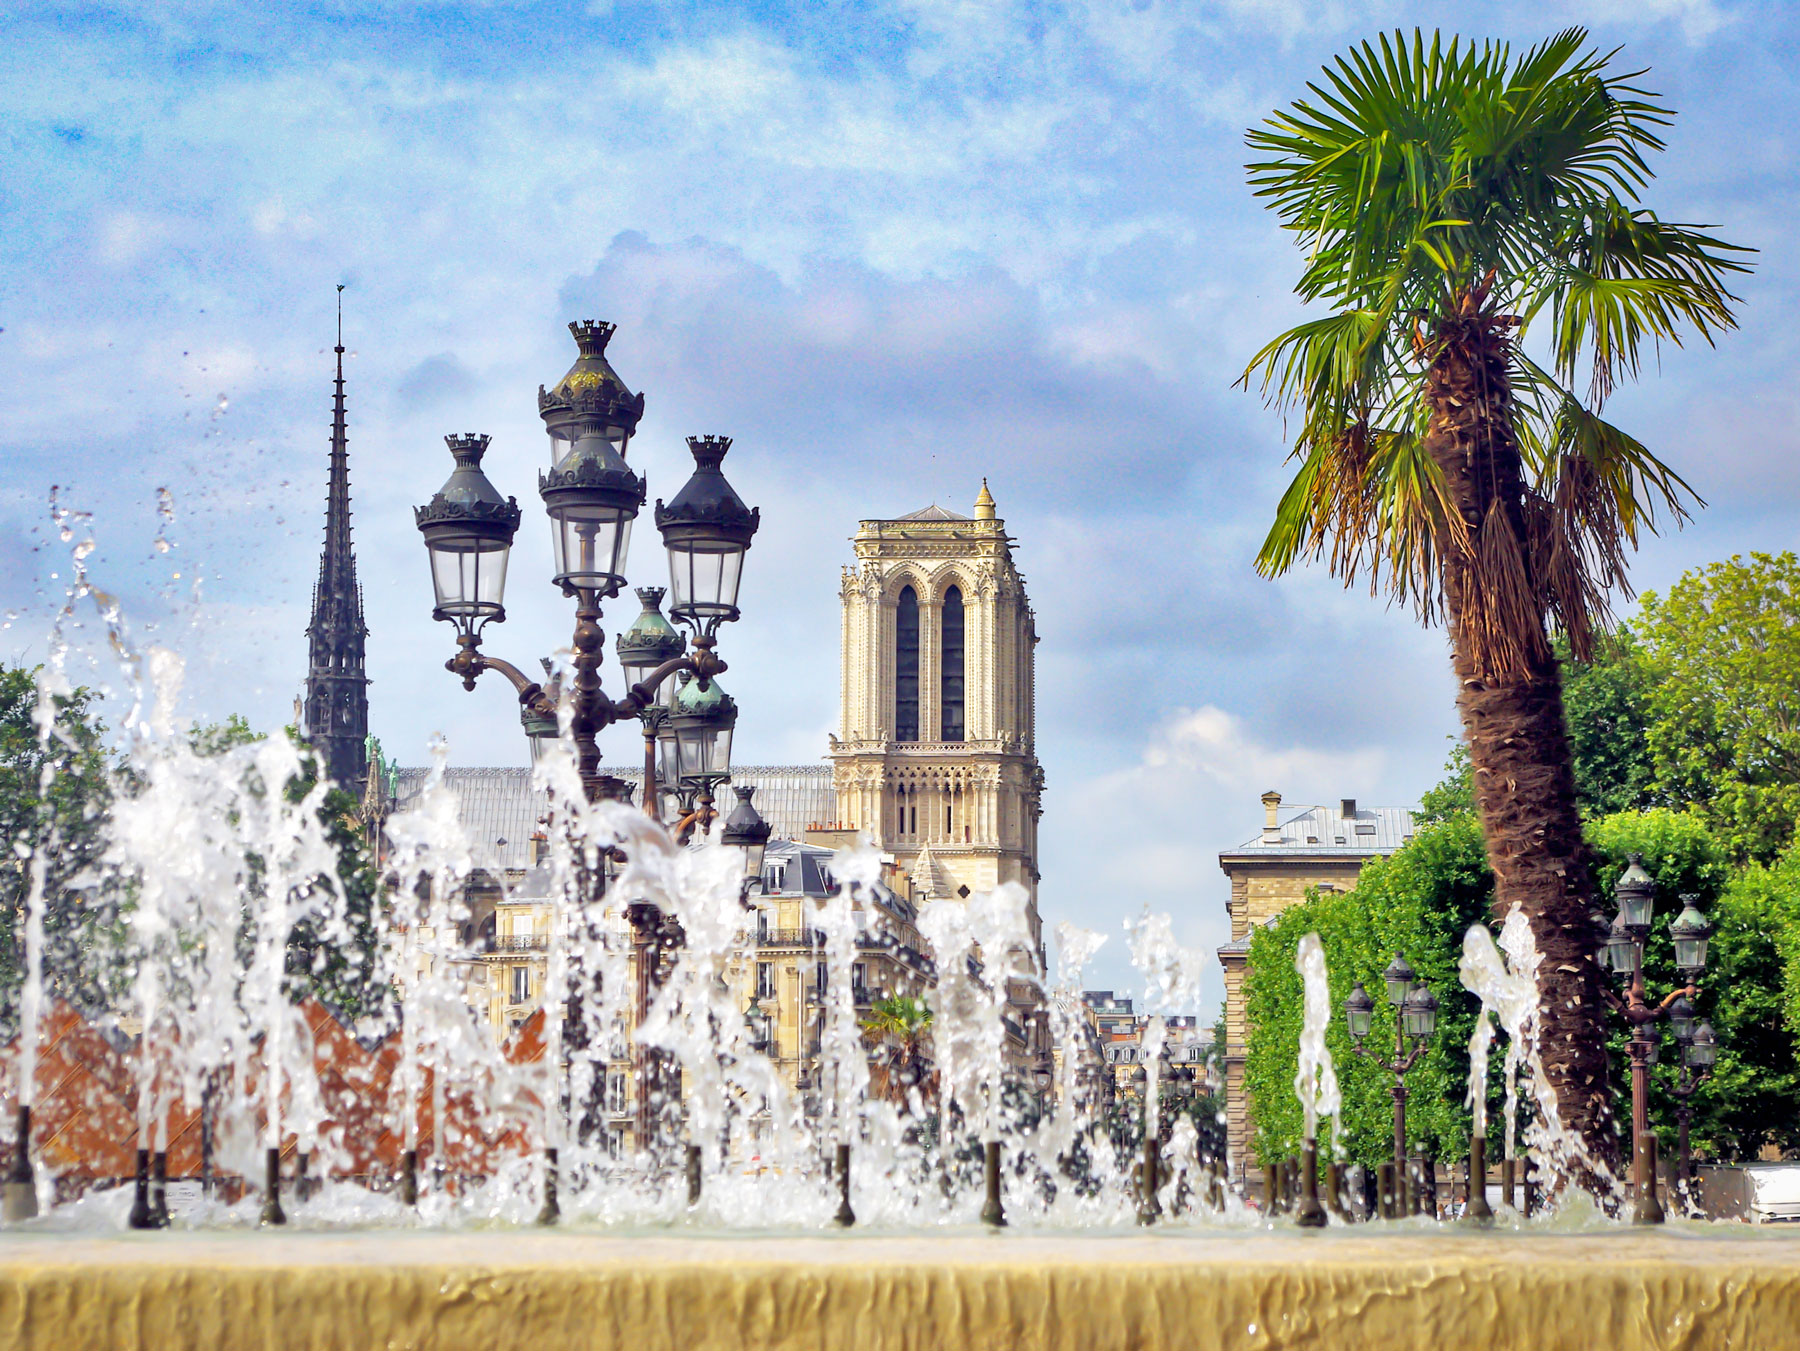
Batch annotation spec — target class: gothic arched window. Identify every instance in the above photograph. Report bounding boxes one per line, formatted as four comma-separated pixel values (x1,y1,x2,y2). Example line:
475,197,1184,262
896,586,920,741
940,586,965,741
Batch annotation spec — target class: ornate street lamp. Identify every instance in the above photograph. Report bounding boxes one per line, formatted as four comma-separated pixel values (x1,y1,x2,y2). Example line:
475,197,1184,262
1670,895,1714,978
1346,955,1437,1218
415,320,761,1212
722,785,771,897
1666,1012,1717,1214
1597,855,1707,1226
616,588,685,817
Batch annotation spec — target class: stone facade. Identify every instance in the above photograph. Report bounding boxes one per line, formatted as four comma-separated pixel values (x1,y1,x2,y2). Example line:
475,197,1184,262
827,484,1045,949
1217,791,1417,1175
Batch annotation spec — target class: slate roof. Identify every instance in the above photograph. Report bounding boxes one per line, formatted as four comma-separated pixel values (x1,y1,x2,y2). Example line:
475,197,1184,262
391,764,836,872
892,504,970,522
1220,803,1419,860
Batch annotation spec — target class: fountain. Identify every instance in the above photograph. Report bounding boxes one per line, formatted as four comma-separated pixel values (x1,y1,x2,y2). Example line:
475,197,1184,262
2,527,1798,1351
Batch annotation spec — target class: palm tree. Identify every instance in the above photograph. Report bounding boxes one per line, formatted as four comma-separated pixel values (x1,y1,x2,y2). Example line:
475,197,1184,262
1241,29,1749,1175
861,995,934,1108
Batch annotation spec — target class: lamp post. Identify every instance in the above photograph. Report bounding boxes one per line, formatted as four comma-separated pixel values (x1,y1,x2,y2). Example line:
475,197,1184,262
1664,989,1716,1215
1344,958,1438,1218
1598,859,1709,1225
416,321,760,1198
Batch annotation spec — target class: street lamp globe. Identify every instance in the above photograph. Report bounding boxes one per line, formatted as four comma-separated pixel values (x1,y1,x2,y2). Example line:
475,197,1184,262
537,323,647,600
721,785,772,889
656,436,760,635
616,587,686,705
1343,982,1375,1041
415,434,521,636
1669,895,1714,977
1668,993,1698,1045
1687,1021,1718,1069
1603,912,1640,977
668,670,737,792
1401,985,1439,1040
1615,853,1657,935
1382,955,1417,1008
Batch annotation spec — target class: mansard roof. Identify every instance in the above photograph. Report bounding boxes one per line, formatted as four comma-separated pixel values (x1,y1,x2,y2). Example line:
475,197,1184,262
1220,803,1419,861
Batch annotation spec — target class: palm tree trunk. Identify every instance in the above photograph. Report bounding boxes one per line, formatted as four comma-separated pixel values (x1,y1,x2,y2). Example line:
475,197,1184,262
1426,312,1620,1183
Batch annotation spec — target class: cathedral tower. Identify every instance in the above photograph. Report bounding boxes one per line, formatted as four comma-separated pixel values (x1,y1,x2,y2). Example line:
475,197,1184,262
302,288,370,786
830,481,1044,943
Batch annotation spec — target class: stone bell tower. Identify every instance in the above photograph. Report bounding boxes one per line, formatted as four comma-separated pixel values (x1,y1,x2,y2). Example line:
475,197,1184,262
829,481,1044,945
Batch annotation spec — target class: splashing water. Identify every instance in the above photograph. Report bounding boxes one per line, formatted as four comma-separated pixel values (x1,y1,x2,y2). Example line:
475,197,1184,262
1460,915,1621,1208
1292,934,1341,1151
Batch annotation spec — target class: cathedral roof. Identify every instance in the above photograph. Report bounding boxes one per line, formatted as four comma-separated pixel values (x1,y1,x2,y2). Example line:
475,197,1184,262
894,504,971,522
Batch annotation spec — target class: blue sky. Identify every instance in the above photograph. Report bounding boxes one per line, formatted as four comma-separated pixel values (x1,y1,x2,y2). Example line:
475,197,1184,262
3,0,1792,1009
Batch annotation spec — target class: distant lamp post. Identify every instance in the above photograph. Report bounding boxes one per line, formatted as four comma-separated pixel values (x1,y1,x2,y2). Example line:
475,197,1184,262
1345,961,1437,1217
1667,999,1717,1214
1597,858,1707,1226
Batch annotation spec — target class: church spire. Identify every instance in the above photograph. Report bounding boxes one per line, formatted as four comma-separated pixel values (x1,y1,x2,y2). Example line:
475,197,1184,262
302,285,370,786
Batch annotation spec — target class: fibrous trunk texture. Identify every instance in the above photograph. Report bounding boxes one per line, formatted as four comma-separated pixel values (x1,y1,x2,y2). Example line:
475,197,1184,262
1425,312,1620,1184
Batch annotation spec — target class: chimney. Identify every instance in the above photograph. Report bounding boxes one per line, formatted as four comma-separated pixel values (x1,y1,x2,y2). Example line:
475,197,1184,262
1341,797,1357,820
1260,790,1282,844
529,830,547,866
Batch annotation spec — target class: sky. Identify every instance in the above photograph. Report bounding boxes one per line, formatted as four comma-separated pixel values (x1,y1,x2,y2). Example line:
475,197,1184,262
3,0,1795,1013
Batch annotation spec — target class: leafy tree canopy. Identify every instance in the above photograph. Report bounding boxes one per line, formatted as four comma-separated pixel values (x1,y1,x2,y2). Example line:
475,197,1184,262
1637,553,1800,863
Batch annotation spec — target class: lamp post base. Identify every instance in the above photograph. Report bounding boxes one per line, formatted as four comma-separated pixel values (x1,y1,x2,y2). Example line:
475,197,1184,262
259,1147,286,1227
1633,1132,1665,1226
4,1106,37,1224
537,1149,560,1227
1464,1137,1493,1224
1294,1140,1327,1228
833,1144,855,1228
980,1141,1006,1228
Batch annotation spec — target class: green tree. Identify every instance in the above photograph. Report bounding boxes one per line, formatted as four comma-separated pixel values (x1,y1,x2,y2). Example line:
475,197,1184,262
1560,628,1660,817
0,664,120,1023
1637,553,1800,863
1241,29,1750,1168
1245,816,1493,1168
281,732,388,1023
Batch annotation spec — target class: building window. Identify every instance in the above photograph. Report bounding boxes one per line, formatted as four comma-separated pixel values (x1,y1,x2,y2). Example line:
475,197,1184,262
940,586,965,741
756,961,774,999
511,965,530,1005
895,586,920,741
814,961,828,994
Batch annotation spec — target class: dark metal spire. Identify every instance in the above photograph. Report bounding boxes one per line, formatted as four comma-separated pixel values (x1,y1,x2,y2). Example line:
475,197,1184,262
302,285,370,786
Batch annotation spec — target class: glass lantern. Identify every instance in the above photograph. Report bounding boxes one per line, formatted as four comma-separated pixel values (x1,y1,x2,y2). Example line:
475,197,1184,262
1669,896,1713,976
655,436,760,633
1603,913,1639,977
1615,853,1657,934
1383,955,1417,1008
616,587,686,705
415,434,521,636
1401,985,1438,1040
667,672,737,789
722,785,772,890
1687,1021,1718,1070
1343,982,1375,1041
1668,994,1697,1045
